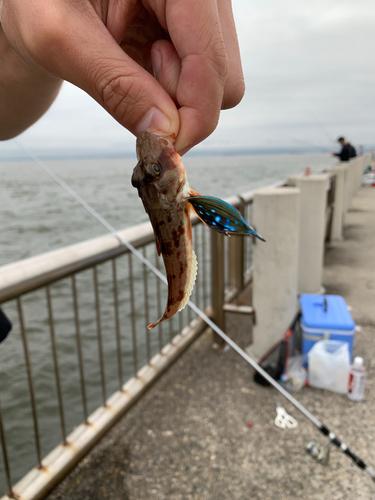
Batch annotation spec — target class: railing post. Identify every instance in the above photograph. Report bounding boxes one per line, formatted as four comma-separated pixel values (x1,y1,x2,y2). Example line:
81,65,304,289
228,236,244,294
211,231,225,344
228,200,245,296
0,395,14,498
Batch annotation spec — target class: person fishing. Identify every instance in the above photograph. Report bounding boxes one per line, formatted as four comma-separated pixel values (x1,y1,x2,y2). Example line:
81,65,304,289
332,136,357,162
0,0,244,155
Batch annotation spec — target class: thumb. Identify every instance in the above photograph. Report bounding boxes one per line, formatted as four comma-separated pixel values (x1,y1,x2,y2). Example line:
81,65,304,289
36,7,180,138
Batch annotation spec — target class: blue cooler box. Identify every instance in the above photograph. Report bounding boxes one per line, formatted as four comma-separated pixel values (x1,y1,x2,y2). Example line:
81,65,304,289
300,294,356,360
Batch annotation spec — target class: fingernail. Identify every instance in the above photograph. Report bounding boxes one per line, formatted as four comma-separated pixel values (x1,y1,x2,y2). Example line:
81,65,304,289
135,107,171,136
152,49,161,78
175,137,194,156
177,145,193,156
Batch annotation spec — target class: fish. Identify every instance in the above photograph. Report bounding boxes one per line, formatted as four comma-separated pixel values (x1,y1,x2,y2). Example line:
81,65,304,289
131,129,265,329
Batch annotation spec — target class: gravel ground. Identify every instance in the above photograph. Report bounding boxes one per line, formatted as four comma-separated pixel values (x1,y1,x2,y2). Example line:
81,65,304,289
47,188,375,500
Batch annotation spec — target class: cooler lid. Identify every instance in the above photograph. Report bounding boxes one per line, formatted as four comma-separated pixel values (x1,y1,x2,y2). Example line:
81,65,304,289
299,294,355,331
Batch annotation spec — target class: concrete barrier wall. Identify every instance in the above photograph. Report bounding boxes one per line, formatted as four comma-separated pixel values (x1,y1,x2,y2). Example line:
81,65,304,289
326,165,346,240
344,154,369,211
345,159,357,212
249,186,300,359
294,174,329,294
249,153,370,356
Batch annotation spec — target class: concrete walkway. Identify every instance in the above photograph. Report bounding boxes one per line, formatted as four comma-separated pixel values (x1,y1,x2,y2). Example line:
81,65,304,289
48,188,375,500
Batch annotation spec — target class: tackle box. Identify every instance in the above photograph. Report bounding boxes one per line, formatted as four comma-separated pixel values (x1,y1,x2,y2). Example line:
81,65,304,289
300,294,356,360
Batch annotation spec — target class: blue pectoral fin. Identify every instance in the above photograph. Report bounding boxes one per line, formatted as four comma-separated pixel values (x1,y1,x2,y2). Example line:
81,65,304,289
188,195,266,241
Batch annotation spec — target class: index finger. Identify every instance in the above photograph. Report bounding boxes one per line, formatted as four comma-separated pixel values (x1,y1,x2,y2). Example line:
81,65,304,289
151,0,229,152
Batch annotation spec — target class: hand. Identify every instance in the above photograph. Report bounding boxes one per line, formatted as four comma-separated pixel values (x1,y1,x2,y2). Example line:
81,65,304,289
0,0,244,153
0,24,63,140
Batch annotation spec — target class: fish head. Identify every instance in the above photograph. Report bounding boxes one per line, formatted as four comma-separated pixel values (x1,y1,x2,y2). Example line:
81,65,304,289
131,129,187,201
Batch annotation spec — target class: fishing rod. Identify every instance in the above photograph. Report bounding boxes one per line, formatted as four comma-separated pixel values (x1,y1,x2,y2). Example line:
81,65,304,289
15,139,375,484
306,111,337,146
276,132,331,154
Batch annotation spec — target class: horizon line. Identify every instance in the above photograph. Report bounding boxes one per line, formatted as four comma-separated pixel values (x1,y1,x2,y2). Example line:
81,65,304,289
0,144,351,162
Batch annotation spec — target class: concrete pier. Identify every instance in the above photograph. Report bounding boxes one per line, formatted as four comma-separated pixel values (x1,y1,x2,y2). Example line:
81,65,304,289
47,189,375,500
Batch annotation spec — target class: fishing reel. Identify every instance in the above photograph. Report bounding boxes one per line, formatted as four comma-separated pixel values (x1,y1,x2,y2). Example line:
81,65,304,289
306,441,331,466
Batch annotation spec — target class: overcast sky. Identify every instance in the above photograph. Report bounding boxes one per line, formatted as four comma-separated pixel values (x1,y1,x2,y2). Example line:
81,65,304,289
2,0,375,158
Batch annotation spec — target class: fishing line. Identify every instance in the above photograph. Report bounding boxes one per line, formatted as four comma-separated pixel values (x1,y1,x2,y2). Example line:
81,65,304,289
275,130,331,154
305,110,336,145
14,139,375,484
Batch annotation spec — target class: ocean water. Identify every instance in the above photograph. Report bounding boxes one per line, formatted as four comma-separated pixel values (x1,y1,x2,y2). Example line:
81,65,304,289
0,152,336,490
0,153,335,267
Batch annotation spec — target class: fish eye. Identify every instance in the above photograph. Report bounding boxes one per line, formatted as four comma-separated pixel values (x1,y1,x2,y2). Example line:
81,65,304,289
150,163,161,175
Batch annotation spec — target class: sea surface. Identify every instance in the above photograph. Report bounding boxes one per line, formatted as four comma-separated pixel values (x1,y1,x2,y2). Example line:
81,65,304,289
0,152,336,489
0,153,335,266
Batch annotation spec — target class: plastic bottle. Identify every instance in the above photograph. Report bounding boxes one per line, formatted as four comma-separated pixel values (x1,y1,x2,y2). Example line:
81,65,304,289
347,357,365,401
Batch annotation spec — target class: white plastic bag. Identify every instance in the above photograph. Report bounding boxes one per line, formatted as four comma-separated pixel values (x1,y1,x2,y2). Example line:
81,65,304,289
308,340,350,394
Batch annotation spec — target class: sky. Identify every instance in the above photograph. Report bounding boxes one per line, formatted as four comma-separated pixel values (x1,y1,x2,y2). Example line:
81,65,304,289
2,0,375,159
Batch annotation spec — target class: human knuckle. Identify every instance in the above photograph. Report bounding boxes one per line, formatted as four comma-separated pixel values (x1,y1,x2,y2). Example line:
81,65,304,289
222,77,245,109
206,30,229,82
23,9,66,59
98,71,144,121
210,48,229,83
2,3,64,65
196,110,220,144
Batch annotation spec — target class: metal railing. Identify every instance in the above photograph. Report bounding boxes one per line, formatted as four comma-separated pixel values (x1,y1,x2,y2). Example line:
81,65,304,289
0,191,255,500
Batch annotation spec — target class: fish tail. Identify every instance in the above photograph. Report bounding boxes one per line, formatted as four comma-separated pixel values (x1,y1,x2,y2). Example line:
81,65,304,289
147,250,198,330
250,229,266,242
188,195,266,241
147,321,160,330
178,249,198,312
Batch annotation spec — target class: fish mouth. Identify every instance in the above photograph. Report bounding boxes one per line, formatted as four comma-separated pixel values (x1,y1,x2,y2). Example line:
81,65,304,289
131,163,144,188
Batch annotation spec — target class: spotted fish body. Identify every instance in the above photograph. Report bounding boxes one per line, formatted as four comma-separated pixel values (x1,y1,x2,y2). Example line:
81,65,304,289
132,129,197,329
132,129,265,329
